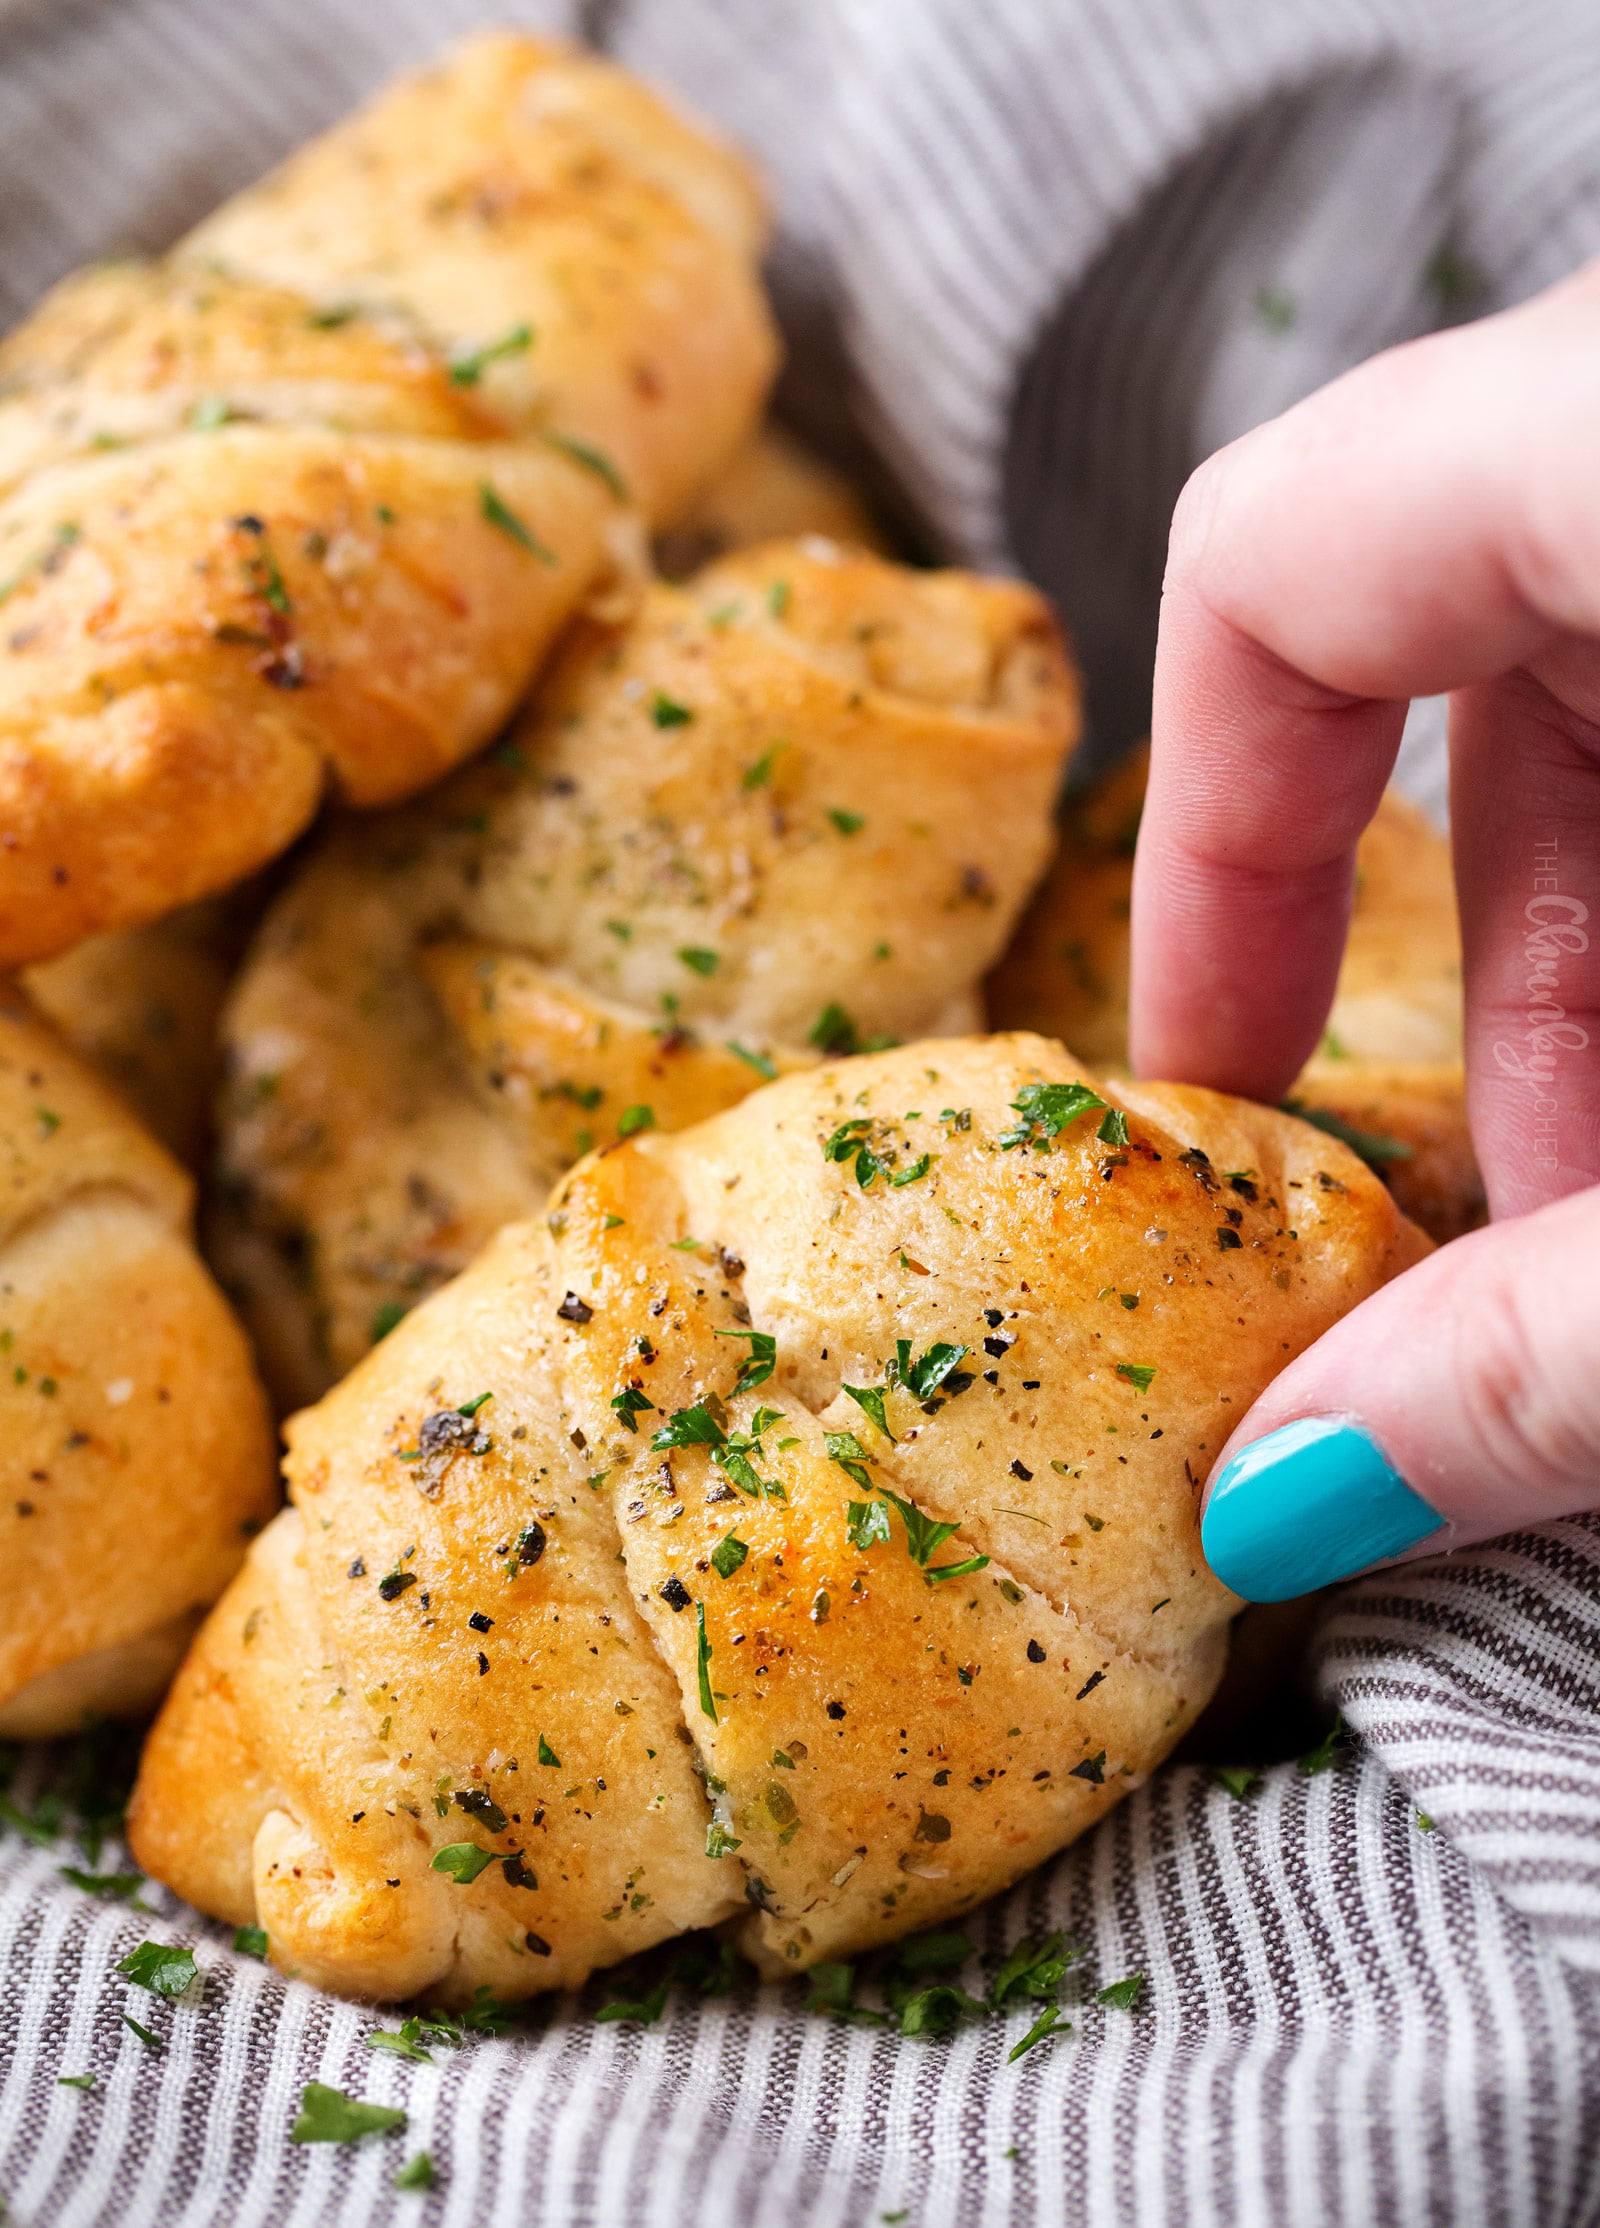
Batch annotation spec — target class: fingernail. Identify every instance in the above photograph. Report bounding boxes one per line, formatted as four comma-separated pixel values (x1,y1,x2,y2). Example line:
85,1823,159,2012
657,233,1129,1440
1202,1416,1444,1601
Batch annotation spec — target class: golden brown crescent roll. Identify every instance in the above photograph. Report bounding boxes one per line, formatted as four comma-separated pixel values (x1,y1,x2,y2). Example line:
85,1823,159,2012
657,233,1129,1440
0,33,776,969
0,987,276,1738
213,538,1078,1409
21,892,265,1168
653,423,890,578
987,749,1484,1242
130,1034,1426,2003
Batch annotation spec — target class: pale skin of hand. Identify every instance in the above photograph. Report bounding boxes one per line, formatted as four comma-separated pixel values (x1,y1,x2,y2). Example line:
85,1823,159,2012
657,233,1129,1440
1131,258,1600,1556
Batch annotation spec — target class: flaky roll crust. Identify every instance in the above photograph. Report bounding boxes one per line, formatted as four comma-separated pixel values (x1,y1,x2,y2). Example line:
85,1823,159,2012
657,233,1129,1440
987,751,1484,1241
0,34,776,968
131,1034,1426,2003
215,539,1078,1406
0,989,276,1736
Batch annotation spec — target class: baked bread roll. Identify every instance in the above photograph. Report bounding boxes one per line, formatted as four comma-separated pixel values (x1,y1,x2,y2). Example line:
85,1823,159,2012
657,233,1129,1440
987,750,1485,1242
653,423,890,578
0,987,276,1738
130,1034,1426,2003
21,891,267,1168
0,33,776,969
214,538,1078,1409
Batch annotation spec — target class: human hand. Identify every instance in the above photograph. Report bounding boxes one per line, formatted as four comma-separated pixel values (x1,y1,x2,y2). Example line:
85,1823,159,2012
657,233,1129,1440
1130,261,1600,1601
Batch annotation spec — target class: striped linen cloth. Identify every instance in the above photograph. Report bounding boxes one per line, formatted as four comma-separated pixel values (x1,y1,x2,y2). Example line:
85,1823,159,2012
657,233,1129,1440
2,1,1600,2220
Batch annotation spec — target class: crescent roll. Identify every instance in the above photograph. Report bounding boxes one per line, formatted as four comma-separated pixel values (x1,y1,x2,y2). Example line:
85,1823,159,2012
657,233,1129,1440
987,750,1485,1242
129,1034,1426,2003
0,33,776,968
214,538,1078,1408
0,987,276,1738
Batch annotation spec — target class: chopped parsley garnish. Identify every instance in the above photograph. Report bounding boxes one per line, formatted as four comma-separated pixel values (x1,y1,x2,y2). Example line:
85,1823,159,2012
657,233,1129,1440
889,1153,931,1187
822,1117,882,1188
368,2024,434,2064
1254,283,1296,332
742,745,780,790
617,1103,654,1138
1297,1716,1346,1775
806,1961,889,2026
431,1843,496,1885
650,690,693,728
712,1328,776,1392
610,1386,656,1433
726,1040,777,1080
678,946,719,976
58,2072,96,2090
873,1484,988,1582
810,1004,863,1058
893,1338,970,1399
991,1931,1076,2007
827,809,866,836
825,1430,873,1490
767,579,791,617
395,2151,437,2191
1008,2004,1070,2060
450,323,534,383
1115,1363,1156,1393
898,1985,987,2037
1069,1752,1106,1785
378,1568,417,1601
1281,1099,1414,1168
1096,1973,1145,2012
457,1390,494,1418
544,432,626,500
597,1980,670,2026
537,1735,561,1768
999,1081,1109,1151
705,1820,743,1858
696,1601,718,1722
1097,1107,1129,1148
843,1383,893,1441
478,482,556,563
370,1299,409,1342
710,1533,749,1579
654,1402,781,1498
653,1404,727,1450
121,2015,162,2051
846,1499,892,1550
291,2083,407,2145
60,1867,149,1909
1207,1765,1262,1800
233,1926,268,1959
115,1942,196,1999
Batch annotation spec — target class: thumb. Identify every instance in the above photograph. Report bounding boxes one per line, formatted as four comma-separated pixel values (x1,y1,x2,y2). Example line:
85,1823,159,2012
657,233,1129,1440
1201,1183,1600,1601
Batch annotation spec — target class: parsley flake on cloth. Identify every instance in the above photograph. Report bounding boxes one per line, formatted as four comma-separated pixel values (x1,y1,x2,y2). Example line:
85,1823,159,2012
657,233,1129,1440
291,2083,407,2145
114,1942,196,1999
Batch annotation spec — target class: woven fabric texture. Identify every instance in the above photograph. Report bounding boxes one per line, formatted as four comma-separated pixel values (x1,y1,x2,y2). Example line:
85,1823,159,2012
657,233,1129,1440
2,1,1599,2221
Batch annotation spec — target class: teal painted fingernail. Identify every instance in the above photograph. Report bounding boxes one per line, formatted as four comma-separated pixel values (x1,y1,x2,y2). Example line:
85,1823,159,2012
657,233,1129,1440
1202,1416,1443,1601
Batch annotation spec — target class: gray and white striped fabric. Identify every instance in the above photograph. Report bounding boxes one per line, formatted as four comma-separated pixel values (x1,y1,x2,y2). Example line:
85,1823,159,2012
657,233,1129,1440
3,2,1600,2221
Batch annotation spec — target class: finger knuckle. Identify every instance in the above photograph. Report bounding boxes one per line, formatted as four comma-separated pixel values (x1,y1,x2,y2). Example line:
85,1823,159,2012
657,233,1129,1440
1456,1248,1600,1493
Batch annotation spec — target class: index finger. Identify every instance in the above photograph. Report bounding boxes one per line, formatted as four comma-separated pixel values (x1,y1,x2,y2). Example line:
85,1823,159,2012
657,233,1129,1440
1128,265,1600,1100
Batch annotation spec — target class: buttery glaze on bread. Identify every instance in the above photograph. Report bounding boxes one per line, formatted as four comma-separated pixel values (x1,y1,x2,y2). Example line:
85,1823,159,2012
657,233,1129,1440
129,1034,1426,2003
0,988,276,1737
987,750,1485,1241
0,33,776,969
214,538,1078,1408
